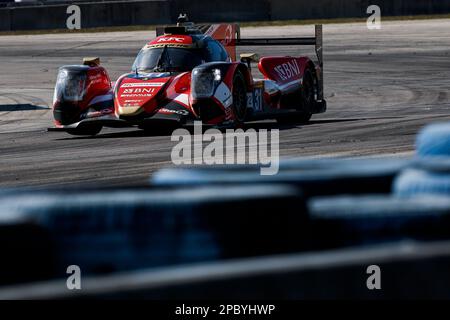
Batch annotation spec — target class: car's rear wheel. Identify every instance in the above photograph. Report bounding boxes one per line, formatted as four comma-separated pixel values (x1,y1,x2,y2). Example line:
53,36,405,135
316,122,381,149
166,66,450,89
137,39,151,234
276,69,314,125
67,125,102,136
232,71,247,125
301,69,315,113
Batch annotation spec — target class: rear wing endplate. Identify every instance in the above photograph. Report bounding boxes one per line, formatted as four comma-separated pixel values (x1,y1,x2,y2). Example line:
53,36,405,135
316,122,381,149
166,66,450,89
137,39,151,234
236,25,324,100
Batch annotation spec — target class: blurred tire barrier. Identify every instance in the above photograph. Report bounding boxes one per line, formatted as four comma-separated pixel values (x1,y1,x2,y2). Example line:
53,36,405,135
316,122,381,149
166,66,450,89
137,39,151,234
151,157,409,198
394,122,450,197
394,167,450,197
416,122,450,158
0,222,55,286
308,195,450,249
2,240,450,299
0,184,306,283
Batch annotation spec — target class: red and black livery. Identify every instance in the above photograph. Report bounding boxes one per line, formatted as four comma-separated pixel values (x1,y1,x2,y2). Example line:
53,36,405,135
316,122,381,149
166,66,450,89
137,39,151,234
49,15,326,135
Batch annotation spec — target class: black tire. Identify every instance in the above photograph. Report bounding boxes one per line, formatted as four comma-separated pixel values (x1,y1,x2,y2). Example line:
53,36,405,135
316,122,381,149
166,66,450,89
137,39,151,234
276,69,314,125
67,125,102,136
309,195,450,250
301,69,315,113
393,168,450,197
232,71,247,124
0,185,304,281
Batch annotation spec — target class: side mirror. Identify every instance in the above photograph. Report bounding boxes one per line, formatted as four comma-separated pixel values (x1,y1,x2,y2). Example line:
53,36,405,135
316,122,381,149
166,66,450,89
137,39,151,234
83,57,100,67
240,53,259,68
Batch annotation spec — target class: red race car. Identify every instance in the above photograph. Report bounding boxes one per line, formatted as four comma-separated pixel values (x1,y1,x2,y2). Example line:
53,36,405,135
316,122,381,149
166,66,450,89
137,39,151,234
50,15,326,135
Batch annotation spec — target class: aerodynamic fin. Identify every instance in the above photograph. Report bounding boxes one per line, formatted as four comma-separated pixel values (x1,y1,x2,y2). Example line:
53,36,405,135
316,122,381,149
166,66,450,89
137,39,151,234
236,25,324,100
201,23,239,61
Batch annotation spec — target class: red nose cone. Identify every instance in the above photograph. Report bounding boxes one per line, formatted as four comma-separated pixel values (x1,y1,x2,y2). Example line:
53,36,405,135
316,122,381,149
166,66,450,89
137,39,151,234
116,76,171,116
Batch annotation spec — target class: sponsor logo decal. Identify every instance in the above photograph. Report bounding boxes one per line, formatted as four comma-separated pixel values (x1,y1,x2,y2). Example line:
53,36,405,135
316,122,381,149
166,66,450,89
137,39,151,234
159,108,190,116
122,99,141,107
247,87,263,112
146,43,192,49
157,37,186,43
147,35,193,48
122,88,155,94
120,87,156,98
224,25,233,46
121,82,165,88
119,82,164,98
274,59,300,81
82,107,114,119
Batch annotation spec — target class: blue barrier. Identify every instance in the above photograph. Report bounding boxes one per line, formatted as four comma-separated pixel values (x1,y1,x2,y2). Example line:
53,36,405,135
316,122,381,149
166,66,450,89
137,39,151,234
0,184,305,282
394,122,450,197
309,194,450,248
152,157,409,197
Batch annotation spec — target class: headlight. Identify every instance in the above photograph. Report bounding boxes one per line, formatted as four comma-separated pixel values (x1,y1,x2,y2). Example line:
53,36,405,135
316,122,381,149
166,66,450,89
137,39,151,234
213,68,221,81
192,68,221,99
53,70,67,104
54,68,87,103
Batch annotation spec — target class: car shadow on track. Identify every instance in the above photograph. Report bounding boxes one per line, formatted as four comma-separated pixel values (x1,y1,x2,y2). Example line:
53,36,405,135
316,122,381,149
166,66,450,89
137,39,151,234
0,104,50,111
55,129,168,140
55,118,368,140
246,118,365,130
56,124,296,140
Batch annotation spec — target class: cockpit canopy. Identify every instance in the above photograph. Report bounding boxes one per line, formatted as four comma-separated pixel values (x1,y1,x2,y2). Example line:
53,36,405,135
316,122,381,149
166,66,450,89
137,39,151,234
131,35,229,73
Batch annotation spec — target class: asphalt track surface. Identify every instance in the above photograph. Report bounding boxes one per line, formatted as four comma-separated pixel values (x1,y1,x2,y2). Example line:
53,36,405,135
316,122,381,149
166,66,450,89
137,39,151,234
1,20,450,188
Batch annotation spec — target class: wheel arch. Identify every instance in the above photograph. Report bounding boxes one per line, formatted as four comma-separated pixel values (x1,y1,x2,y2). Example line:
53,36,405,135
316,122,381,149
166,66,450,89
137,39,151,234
221,62,253,92
304,59,317,81
235,63,253,92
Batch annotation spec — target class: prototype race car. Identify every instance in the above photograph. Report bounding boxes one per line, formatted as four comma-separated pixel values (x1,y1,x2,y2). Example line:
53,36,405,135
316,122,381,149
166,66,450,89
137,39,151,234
49,15,326,135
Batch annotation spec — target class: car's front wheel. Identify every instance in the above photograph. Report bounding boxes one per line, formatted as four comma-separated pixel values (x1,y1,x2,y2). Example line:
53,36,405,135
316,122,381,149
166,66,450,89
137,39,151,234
232,71,248,125
276,69,315,125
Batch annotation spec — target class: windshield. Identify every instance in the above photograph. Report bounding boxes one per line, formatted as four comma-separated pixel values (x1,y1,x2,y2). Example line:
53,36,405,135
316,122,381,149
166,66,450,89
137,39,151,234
132,47,205,73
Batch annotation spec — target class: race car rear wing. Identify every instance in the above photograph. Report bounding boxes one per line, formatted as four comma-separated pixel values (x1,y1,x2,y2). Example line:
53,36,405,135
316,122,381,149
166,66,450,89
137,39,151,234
235,25,322,64
235,25,324,101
